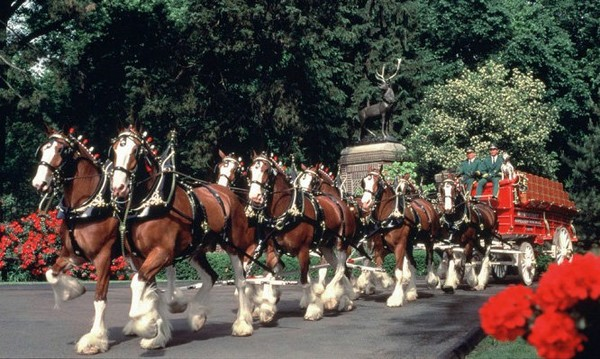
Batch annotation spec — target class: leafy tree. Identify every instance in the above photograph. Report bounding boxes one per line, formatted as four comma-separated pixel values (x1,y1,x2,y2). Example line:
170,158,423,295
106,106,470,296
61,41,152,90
0,0,95,220
406,60,560,181
566,121,600,244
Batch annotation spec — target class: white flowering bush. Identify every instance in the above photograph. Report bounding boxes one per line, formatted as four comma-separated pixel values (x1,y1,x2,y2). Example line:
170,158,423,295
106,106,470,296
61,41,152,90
407,60,560,179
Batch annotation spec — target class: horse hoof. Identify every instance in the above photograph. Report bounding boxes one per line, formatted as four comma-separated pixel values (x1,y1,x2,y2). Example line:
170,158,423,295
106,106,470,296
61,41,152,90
76,333,109,355
442,286,455,294
232,319,253,337
339,297,354,312
259,309,276,324
140,337,167,350
189,313,207,332
386,296,404,307
304,305,323,321
406,290,418,301
322,298,339,311
167,301,187,314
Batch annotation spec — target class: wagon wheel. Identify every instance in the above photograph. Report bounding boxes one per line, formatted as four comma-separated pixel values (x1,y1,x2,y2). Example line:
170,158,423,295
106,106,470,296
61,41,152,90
518,242,536,286
552,226,573,264
490,253,508,280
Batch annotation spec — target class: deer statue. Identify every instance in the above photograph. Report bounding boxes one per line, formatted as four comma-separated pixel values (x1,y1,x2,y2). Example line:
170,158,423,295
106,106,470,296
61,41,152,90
358,58,402,141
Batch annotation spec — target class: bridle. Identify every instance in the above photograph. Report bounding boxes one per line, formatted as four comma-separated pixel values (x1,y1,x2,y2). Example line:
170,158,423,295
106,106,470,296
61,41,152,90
37,134,76,173
440,178,466,214
296,168,321,190
35,133,82,191
248,155,278,209
217,156,241,186
361,171,385,202
110,130,150,182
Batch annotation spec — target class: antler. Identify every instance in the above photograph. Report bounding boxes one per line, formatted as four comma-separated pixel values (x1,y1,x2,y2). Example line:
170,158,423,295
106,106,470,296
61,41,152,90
375,58,402,83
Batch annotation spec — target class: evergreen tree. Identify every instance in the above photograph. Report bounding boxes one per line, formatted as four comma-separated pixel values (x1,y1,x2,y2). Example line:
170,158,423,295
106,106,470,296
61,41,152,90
567,121,600,243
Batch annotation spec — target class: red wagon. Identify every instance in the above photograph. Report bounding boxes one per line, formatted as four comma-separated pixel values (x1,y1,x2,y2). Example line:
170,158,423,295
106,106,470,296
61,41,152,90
471,172,578,285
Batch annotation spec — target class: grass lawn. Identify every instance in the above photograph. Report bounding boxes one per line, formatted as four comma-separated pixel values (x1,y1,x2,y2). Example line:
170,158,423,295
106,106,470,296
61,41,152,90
467,336,539,358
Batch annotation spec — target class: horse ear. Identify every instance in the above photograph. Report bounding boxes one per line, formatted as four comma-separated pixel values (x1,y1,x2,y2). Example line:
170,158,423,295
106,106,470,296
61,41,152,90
300,163,307,171
218,149,226,159
42,122,54,135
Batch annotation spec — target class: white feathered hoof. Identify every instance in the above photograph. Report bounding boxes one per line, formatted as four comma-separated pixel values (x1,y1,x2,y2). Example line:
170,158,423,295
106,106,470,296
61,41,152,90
75,332,109,355
338,295,354,312
123,319,137,336
464,264,479,288
426,273,440,289
304,303,324,321
355,271,372,294
258,302,276,324
251,306,260,319
378,272,394,289
139,317,171,350
188,312,207,332
406,289,418,302
386,294,404,308
322,285,341,311
125,315,158,339
46,270,86,303
474,283,486,291
322,296,339,311
232,318,254,337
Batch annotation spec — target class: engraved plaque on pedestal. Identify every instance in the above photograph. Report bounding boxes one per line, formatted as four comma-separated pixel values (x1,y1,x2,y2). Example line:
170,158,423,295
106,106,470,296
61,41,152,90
338,142,406,195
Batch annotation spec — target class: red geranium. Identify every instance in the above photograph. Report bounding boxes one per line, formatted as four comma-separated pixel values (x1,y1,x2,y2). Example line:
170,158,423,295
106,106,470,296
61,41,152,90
480,253,600,359
1,210,131,281
527,311,586,359
479,285,534,341
535,254,600,312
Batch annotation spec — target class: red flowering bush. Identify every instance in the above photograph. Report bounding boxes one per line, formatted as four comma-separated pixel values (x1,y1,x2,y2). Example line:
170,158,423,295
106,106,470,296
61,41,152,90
480,253,600,359
1,210,130,281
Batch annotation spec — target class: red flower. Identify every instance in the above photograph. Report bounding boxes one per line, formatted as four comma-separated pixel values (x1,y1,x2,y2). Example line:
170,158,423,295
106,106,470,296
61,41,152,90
479,285,535,341
536,253,600,312
528,311,586,359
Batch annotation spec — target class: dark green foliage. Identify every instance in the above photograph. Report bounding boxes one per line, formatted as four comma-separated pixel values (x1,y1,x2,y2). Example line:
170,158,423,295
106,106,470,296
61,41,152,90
566,121,600,244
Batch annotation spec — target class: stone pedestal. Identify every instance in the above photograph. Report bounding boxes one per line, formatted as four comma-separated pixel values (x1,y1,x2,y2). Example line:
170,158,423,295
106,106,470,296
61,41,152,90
338,141,406,195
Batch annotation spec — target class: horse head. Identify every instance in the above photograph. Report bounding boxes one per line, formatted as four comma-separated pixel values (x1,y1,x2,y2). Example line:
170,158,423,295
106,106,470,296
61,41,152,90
247,152,281,207
438,178,466,215
395,173,420,197
216,149,243,187
360,168,386,211
109,125,157,199
32,128,99,194
295,163,321,191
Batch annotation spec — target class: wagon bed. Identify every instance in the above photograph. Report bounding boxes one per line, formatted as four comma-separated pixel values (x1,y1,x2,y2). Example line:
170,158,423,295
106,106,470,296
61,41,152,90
470,172,578,285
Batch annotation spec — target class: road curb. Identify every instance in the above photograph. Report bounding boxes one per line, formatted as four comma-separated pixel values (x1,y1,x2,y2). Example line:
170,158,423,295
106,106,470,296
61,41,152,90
438,326,485,359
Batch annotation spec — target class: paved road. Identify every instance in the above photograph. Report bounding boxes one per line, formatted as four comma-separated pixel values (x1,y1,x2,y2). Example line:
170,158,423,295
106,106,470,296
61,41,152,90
0,277,512,358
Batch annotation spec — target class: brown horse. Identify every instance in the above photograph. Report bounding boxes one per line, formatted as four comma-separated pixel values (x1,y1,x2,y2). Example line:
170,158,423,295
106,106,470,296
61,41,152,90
247,153,355,322
110,126,254,349
360,169,440,307
295,163,359,308
213,150,282,317
437,177,497,292
31,128,118,354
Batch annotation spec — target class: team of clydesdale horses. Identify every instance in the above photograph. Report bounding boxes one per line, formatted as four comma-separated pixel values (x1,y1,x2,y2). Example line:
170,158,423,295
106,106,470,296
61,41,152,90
31,125,497,354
